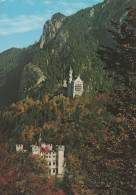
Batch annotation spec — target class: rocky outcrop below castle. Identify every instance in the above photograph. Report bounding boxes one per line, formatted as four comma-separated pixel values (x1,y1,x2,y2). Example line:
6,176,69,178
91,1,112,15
39,13,66,49
20,63,46,98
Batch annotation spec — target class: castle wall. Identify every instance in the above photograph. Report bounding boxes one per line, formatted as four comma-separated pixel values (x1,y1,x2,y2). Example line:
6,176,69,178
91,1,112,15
17,143,65,176
32,145,40,154
62,87,67,97
45,151,57,175
73,77,83,98
67,83,73,98
57,145,65,175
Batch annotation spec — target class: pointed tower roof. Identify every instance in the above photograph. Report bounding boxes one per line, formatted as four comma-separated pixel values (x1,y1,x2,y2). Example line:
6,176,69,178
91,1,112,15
69,66,73,73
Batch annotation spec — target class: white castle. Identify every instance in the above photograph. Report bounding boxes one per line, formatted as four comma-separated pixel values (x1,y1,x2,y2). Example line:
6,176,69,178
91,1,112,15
62,67,83,98
16,136,65,176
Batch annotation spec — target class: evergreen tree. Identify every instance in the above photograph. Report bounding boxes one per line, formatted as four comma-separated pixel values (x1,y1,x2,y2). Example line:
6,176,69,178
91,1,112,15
84,6,136,194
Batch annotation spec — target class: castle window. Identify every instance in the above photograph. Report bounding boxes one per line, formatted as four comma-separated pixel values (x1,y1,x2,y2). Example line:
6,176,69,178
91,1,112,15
75,85,82,91
53,169,56,173
53,162,56,165
49,162,51,166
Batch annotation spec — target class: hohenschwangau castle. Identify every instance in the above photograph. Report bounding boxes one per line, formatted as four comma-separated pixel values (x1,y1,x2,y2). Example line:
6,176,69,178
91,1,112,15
62,67,83,98
16,135,65,177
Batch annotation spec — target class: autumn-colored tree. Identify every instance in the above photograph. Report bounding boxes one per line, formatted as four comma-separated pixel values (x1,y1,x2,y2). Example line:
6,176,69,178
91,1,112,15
0,132,17,195
98,5,136,118
84,6,136,194
43,94,49,102
0,140,64,195
15,104,25,112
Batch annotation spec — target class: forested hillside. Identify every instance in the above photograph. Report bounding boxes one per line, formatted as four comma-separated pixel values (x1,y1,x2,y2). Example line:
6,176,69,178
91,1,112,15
0,0,136,194
0,46,37,107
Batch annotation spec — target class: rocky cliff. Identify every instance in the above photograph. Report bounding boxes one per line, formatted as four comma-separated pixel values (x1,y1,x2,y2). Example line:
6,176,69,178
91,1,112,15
20,63,46,98
39,13,66,49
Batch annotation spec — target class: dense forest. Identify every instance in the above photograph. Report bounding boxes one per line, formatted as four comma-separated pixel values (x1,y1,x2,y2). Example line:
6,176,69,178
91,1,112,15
0,0,136,194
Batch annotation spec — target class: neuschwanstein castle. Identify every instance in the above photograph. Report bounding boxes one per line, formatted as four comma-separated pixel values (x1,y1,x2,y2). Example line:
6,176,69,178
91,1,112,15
16,136,65,176
62,67,83,98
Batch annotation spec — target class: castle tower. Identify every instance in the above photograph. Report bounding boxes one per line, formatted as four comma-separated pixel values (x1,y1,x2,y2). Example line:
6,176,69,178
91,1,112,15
67,67,73,97
63,80,67,88
16,144,23,152
68,67,73,84
39,133,42,142
62,80,67,96
57,145,65,175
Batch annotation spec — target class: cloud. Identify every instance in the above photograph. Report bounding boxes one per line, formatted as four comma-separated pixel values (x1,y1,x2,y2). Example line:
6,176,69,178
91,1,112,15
43,0,52,5
72,2,91,9
26,0,35,5
7,0,36,4
0,0,6,2
65,9,74,15
0,15,45,35
43,0,92,10
0,0,103,35
6,0,17,2
57,0,68,6
44,0,92,16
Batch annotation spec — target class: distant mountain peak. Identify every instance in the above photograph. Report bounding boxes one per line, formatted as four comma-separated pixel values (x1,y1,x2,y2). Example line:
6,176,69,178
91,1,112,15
39,12,66,49
51,12,66,20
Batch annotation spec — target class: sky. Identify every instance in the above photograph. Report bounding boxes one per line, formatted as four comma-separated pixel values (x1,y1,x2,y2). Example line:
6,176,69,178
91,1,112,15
0,0,103,53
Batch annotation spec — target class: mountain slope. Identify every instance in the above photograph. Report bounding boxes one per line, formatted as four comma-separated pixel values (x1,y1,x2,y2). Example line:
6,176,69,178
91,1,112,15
0,0,136,109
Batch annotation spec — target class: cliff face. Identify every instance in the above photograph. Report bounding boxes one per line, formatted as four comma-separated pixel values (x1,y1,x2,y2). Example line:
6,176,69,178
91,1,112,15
20,63,46,98
39,13,66,49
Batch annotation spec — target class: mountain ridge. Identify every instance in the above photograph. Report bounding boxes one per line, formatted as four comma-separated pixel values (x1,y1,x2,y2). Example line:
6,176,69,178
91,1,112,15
39,12,66,49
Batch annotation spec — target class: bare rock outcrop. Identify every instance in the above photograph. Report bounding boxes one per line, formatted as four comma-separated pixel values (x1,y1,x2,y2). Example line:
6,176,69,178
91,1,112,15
39,13,66,49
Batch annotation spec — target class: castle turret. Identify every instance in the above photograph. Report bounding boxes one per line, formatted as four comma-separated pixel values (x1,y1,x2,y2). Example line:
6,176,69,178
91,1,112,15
68,67,73,84
63,79,67,88
39,133,42,142
57,145,65,175
16,144,23,152
62,80,67,96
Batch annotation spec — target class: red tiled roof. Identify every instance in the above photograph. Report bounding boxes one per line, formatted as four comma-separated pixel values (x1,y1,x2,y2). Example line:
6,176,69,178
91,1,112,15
49,138,54,141
40,146,51,153
44,147,51,153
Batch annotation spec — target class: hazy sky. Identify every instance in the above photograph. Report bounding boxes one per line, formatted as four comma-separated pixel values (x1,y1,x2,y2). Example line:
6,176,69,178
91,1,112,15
0,0,103,53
